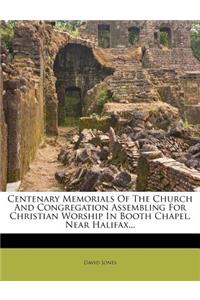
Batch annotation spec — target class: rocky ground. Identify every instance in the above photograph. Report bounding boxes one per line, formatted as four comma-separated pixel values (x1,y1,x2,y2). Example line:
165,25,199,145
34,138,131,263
54,114,200,191
55,127,138,191
19,116,200,192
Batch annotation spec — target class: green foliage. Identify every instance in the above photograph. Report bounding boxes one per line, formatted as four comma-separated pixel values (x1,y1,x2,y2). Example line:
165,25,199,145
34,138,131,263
65,90,81,117
160,31,170,47
0,21,15,52
79,116,110,132
128,27,139,45
60,89,81,127
191,21,200,60
182,111,194,129
96,89,110,114
98,25,110,48
55,21,82,36
62,117,80,127
183,117,193,129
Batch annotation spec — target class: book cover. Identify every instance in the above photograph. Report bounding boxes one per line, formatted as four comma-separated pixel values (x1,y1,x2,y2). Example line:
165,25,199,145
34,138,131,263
0,17,200,282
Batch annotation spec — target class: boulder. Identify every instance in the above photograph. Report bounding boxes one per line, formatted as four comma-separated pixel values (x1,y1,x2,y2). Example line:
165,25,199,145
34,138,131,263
109,127,117,152
113,171,131,188
141,144,159,152
187,143,200,156
100,168,114,182
99,146,110,161
169,123,185,138
4,80,20,90
80,168,101,191
55,171,66,184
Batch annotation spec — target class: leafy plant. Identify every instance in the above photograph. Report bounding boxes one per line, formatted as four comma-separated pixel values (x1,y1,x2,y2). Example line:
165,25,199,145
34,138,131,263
55,21,82,36
96,89,110,114
128,27,139,45
183,112,193,129
191,21,200,60
160,31,170,47
62,117,80,127
0,21,15,52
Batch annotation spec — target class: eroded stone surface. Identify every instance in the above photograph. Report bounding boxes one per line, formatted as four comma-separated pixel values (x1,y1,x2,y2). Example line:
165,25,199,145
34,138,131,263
0,65,7,190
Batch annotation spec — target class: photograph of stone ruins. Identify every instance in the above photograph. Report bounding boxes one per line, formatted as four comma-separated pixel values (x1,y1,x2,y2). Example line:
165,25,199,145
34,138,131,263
1,20,200,192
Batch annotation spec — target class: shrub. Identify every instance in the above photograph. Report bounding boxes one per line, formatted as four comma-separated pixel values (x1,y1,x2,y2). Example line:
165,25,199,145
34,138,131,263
0,21,15,52
55,21,82,37
191,21,200,60
183,113,193,129
160,31,170,47
96,89,110,114
128,27,139,45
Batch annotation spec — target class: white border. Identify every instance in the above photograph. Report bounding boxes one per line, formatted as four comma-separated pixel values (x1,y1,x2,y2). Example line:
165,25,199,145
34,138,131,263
0,282,200,300
1,0,200,20
1,0,200,292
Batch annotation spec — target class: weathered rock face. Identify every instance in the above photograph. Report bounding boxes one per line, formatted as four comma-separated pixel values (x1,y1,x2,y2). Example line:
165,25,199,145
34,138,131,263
43,29,69,134
181,72,200,105
0,66,7,190
1,21,70,182
3,22,46,182
147,68,185,109
143,47,200,70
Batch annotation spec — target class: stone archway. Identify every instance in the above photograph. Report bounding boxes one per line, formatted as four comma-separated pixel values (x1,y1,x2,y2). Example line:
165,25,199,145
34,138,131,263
53,42,113,126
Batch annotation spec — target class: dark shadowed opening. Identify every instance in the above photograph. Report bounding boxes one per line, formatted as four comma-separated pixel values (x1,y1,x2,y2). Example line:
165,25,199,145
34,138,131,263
159,27,172,48
63,87,82,126
53,43,113,127
128,27,140,45
98,24,110,48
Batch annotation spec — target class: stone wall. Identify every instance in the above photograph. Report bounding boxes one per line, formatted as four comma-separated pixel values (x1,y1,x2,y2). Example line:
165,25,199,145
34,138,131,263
43,28,69,134
44,31,111,133
147,68,185,109
82,21,200,121
136,151,200,191
3,22,46,182
80,21,192,48
143,48,200,71
181,72,200,105
0,66,7,190
81,21,148,48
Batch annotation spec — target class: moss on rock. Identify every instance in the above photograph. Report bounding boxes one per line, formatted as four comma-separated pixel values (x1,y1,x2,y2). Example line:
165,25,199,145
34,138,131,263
79,116,111,132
